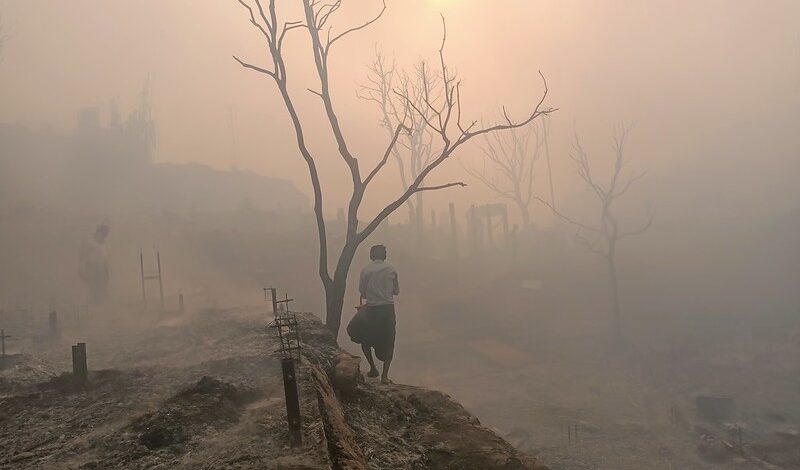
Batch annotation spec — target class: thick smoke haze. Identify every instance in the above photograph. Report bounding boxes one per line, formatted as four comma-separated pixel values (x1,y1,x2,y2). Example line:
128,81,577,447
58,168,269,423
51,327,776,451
2,1,798,216
1,2,799,468
3,0,798,313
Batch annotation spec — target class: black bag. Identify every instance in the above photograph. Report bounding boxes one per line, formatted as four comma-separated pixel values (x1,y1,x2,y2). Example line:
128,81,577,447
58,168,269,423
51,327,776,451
346,305,369,344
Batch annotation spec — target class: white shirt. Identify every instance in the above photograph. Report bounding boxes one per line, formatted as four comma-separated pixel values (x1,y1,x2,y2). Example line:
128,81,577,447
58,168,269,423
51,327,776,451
359,260,399,306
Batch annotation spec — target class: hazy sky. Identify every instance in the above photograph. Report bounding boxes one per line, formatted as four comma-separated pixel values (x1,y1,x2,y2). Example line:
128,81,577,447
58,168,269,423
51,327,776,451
1,0,798,222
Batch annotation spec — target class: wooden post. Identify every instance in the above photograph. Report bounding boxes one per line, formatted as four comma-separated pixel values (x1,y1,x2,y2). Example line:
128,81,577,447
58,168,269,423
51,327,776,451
1,329,7,359
501,204,510,249
269,288,279,317
156,251,165,313
72,342,88,383
738,427,743,453
281,357,302,446
49,311,59,339
469,204,479,253
430,210,437,256
448,203,459,259
485,204,494,247
510,225,518,267
140,252,147,311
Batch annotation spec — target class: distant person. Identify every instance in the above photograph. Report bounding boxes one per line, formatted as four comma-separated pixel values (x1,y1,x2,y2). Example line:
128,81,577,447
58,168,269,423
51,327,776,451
79,223,111,305
352,244,399,384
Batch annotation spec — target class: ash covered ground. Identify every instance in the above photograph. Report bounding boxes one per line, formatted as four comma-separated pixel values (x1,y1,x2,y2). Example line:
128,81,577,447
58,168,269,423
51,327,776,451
0,304,544,469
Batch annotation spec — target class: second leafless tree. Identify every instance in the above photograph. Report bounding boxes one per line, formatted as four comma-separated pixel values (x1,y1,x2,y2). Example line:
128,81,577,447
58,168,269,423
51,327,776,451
359,52,440,232
568,127,653,338
464,117,549,228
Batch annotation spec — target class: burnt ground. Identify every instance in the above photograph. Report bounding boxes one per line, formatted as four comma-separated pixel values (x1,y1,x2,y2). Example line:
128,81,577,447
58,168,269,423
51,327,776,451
0,307,328,469
341,382,543,470
0,305,545,470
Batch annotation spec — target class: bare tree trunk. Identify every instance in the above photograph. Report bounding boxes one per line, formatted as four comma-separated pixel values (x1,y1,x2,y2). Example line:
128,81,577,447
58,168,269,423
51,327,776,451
325,239,358,335
415,192,425,229
607,253,621,339
516,199,531,228
560,128,653,342
543,117,556,210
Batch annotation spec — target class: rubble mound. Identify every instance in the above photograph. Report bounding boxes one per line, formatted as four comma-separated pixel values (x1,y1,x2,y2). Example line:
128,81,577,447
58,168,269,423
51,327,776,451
37,369,134,394
130,376,259,449
0,354,59,395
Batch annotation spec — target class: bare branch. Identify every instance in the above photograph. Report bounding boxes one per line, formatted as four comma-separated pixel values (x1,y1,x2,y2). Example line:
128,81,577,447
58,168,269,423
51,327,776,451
233,55,276,79
315,1,341,29
614,171,647,198
571,131,607,200
327,0,386,49
461,158,516,200
414,181,466,193
532,194,600,233
460,71,557,143
278,21,306,50
364,122,408,187
237,0,271,41
618,207,655,239
575,228,607,256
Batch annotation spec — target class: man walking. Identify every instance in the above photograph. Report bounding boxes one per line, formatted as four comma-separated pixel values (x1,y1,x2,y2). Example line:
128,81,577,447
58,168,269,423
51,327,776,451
79,223,111,306
357,244,399,384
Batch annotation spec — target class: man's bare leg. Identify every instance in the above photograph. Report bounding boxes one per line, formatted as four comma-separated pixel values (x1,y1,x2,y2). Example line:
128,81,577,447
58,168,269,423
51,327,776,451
361,344,379,377
381,355,392,384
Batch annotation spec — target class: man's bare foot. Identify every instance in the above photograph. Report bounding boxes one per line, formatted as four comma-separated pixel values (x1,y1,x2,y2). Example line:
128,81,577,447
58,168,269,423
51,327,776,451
367,368,379,378
381,376,392,384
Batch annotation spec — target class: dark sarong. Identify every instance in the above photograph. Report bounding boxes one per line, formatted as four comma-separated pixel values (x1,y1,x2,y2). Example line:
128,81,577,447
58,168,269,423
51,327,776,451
347,304,396,362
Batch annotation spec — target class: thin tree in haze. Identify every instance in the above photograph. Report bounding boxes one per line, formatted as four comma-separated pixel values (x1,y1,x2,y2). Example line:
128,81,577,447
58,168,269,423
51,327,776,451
541,116,556,210
358,52,440,233
463,117,547,228
233,0,555,337
567,127,653,339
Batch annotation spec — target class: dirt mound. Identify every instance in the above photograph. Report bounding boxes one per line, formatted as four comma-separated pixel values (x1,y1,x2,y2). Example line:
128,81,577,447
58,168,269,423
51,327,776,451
296,311,547,470
130,376,260,450
0,354,59,395
339,382,547,470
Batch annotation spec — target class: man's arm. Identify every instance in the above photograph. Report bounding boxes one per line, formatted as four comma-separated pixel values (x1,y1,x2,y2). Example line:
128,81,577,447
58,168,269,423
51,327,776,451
359,269,367,304
392,270,399,296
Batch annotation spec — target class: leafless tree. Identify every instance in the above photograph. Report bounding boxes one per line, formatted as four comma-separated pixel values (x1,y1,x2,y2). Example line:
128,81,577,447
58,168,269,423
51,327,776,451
358,52,439,231
234,0,555,337
463,117,548,228
567,127,653,338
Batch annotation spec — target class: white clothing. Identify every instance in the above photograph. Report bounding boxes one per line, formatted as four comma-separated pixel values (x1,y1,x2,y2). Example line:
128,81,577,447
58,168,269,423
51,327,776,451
359,260,399,306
